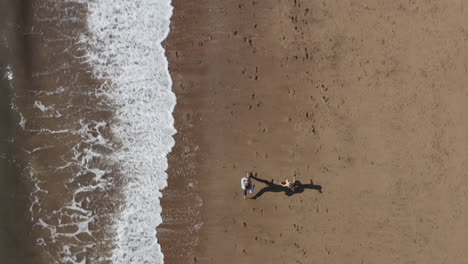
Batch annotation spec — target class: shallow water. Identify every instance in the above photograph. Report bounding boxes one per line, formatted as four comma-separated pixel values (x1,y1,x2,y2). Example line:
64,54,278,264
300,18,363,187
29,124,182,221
0,0,174,263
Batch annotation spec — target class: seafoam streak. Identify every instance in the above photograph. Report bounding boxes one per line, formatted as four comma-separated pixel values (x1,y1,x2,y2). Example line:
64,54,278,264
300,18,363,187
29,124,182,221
82,0,175,263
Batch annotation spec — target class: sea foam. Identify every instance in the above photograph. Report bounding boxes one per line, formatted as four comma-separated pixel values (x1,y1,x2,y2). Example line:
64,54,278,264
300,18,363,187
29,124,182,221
82,0,175,263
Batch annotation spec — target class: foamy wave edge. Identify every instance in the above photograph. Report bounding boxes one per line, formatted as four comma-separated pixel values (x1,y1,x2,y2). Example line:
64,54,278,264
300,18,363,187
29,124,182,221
78,0,175,263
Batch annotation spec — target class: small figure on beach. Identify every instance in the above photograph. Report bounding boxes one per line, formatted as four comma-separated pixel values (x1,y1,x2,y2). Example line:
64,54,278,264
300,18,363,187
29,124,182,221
241,172,255,199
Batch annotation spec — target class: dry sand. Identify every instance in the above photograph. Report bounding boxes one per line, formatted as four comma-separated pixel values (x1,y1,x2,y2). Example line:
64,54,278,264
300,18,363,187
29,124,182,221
159,0,468,263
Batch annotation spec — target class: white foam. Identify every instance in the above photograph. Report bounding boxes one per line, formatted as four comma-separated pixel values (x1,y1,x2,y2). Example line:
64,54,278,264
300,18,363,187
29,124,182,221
3,65,13,80
81,0,175,263
18,112,27,129
34,100,48,111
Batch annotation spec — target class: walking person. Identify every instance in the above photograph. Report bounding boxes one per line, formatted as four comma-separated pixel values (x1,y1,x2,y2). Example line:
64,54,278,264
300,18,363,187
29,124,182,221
241,172,255,199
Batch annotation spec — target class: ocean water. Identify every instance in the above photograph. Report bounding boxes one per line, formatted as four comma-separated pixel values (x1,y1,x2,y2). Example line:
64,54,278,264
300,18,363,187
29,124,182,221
1,0,175,263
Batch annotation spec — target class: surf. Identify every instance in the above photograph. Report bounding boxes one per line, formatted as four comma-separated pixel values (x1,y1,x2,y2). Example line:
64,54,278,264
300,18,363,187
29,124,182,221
82,0,176,262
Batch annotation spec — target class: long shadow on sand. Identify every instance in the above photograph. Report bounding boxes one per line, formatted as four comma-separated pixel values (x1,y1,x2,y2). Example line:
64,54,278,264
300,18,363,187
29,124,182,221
251,176,322,200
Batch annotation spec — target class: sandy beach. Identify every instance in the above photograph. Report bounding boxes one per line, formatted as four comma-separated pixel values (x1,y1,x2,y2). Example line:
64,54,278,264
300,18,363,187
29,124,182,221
159,0,468,263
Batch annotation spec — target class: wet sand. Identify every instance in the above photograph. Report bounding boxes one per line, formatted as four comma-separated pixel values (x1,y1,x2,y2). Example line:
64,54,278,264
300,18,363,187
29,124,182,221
160,0,468,263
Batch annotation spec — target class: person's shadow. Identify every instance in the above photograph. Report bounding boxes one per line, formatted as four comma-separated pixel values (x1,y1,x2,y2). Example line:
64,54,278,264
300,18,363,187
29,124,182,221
251,175,322,200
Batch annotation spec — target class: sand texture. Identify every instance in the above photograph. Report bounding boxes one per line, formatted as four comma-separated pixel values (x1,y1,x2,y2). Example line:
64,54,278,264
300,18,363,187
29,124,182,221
159,0,468,263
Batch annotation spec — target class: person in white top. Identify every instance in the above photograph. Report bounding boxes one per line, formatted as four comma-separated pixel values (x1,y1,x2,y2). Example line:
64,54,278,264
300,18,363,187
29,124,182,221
241,172,255,199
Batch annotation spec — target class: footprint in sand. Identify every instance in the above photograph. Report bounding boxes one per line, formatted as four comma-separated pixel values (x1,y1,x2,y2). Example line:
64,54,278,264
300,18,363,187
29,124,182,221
293,224,303,232
241,67,259,80
311,126,316,135
288,88,296,97
252,208,264,216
